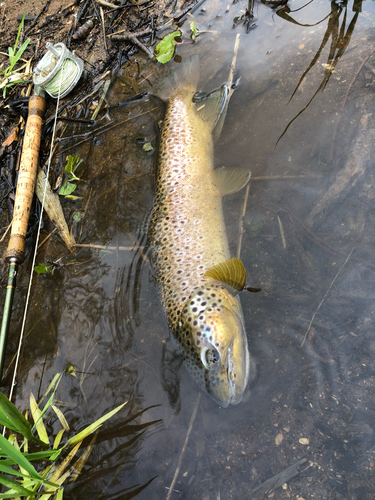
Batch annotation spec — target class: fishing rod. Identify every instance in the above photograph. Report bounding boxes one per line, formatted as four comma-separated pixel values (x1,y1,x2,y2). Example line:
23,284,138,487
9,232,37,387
0,42,84,381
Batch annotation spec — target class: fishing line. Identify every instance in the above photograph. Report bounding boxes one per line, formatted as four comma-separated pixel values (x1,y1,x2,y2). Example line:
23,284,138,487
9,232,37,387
43,58,80,98
7,63,66,405
33,42,83,99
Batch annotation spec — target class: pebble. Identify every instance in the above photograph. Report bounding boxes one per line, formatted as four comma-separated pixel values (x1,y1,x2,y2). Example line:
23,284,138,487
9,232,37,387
299,438,309,445
275,433,284,446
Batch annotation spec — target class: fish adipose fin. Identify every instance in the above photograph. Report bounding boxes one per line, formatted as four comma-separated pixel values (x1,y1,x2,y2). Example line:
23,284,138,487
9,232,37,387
152,55,200,101
214,167,251,196
204,257,247,293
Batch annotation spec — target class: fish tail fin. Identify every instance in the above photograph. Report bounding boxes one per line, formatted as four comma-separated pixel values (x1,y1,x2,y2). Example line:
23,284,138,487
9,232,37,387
152,54,200,101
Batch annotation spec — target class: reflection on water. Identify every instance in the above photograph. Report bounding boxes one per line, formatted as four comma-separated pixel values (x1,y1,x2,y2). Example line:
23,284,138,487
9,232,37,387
1,0,375,497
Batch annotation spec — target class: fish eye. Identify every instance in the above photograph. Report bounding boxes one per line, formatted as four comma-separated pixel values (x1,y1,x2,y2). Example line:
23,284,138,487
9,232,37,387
205,348,220,366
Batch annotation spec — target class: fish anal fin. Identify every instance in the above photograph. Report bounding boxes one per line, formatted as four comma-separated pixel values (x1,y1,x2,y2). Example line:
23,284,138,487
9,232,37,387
204,258,247,293
214,167,251,196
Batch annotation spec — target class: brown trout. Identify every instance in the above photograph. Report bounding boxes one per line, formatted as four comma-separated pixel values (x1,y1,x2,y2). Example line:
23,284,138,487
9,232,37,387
149,56,252,407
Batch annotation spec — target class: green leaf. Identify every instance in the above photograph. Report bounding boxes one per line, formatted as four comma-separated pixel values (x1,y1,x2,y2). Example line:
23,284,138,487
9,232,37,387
0,474,35,496
0,433,44,481
64,195,82,200
64,155,82,177
73,212,83,223
0,450,58,464
66,402,127,447
143,142,153,152
56,488,64,500
154,31,181,64
0,462,47,483
29,393,49,445
58,181,76,196
11,39,30,68
0,392,44,445
190,22,200,41
35,263,53,274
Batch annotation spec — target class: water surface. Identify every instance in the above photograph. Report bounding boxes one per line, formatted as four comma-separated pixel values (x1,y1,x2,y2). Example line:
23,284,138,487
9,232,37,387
2,0,375,498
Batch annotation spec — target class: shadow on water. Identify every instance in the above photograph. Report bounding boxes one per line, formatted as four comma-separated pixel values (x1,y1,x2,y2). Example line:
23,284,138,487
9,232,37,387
2,0,375,497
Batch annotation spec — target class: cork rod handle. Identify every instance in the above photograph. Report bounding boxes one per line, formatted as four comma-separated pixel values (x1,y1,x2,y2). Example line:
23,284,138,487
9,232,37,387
6,95,46,263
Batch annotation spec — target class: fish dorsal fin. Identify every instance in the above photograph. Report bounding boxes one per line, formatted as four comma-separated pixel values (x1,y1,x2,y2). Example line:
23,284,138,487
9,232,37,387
213,167,251,196
204,258,247,293
194,85,229,135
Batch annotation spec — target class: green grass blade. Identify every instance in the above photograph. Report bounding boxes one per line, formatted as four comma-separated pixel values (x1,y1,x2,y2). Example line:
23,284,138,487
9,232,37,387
12,39,30,67
10,11,26,68
0,391,34,440
0,463,40,481
53,429,65,450
0,493,32,499
0,450,58,464
51,406,69,431
66,402,127,447
0,463,58,489
0,473,36,495
0,433,43,481
38,373,62,407
30,393,49,445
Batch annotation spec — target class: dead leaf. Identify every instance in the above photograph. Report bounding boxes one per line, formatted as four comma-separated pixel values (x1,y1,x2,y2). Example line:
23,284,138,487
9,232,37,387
2,125,19,147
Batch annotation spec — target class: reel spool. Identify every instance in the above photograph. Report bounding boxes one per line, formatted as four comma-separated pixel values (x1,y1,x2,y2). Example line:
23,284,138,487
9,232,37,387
33,42,84,98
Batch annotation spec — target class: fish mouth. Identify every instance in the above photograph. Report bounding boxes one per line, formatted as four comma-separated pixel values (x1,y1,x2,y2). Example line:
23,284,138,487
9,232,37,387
227,342,250,406
198,336,250,407
227,346,241,405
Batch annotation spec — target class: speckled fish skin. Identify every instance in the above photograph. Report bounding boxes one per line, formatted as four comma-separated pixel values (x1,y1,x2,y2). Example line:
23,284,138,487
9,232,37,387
149,88,250,407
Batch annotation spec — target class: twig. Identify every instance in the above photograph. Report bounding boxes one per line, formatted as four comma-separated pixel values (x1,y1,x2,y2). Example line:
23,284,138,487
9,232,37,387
237,182,250,260
111,31,153,58
228,33,240,89
277,215,286,249
95,0,120,8
38,227,57,249
301,247,355,347
108,27,152,37
99,6,108,53
0,222,12,243
165,393,201,500
330,46,375,162
73,243,137,250
341,46,375,112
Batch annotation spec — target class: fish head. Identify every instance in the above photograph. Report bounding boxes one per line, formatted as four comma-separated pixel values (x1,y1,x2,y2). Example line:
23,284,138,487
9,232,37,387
177,281,250,407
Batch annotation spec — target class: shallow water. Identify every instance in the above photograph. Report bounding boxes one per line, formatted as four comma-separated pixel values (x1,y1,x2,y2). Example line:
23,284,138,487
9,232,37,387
2,0,375,498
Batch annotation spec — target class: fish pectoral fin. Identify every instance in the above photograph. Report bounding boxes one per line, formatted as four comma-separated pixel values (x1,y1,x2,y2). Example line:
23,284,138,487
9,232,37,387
194,85,229,135
204,258,247,293
213,167,251,196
